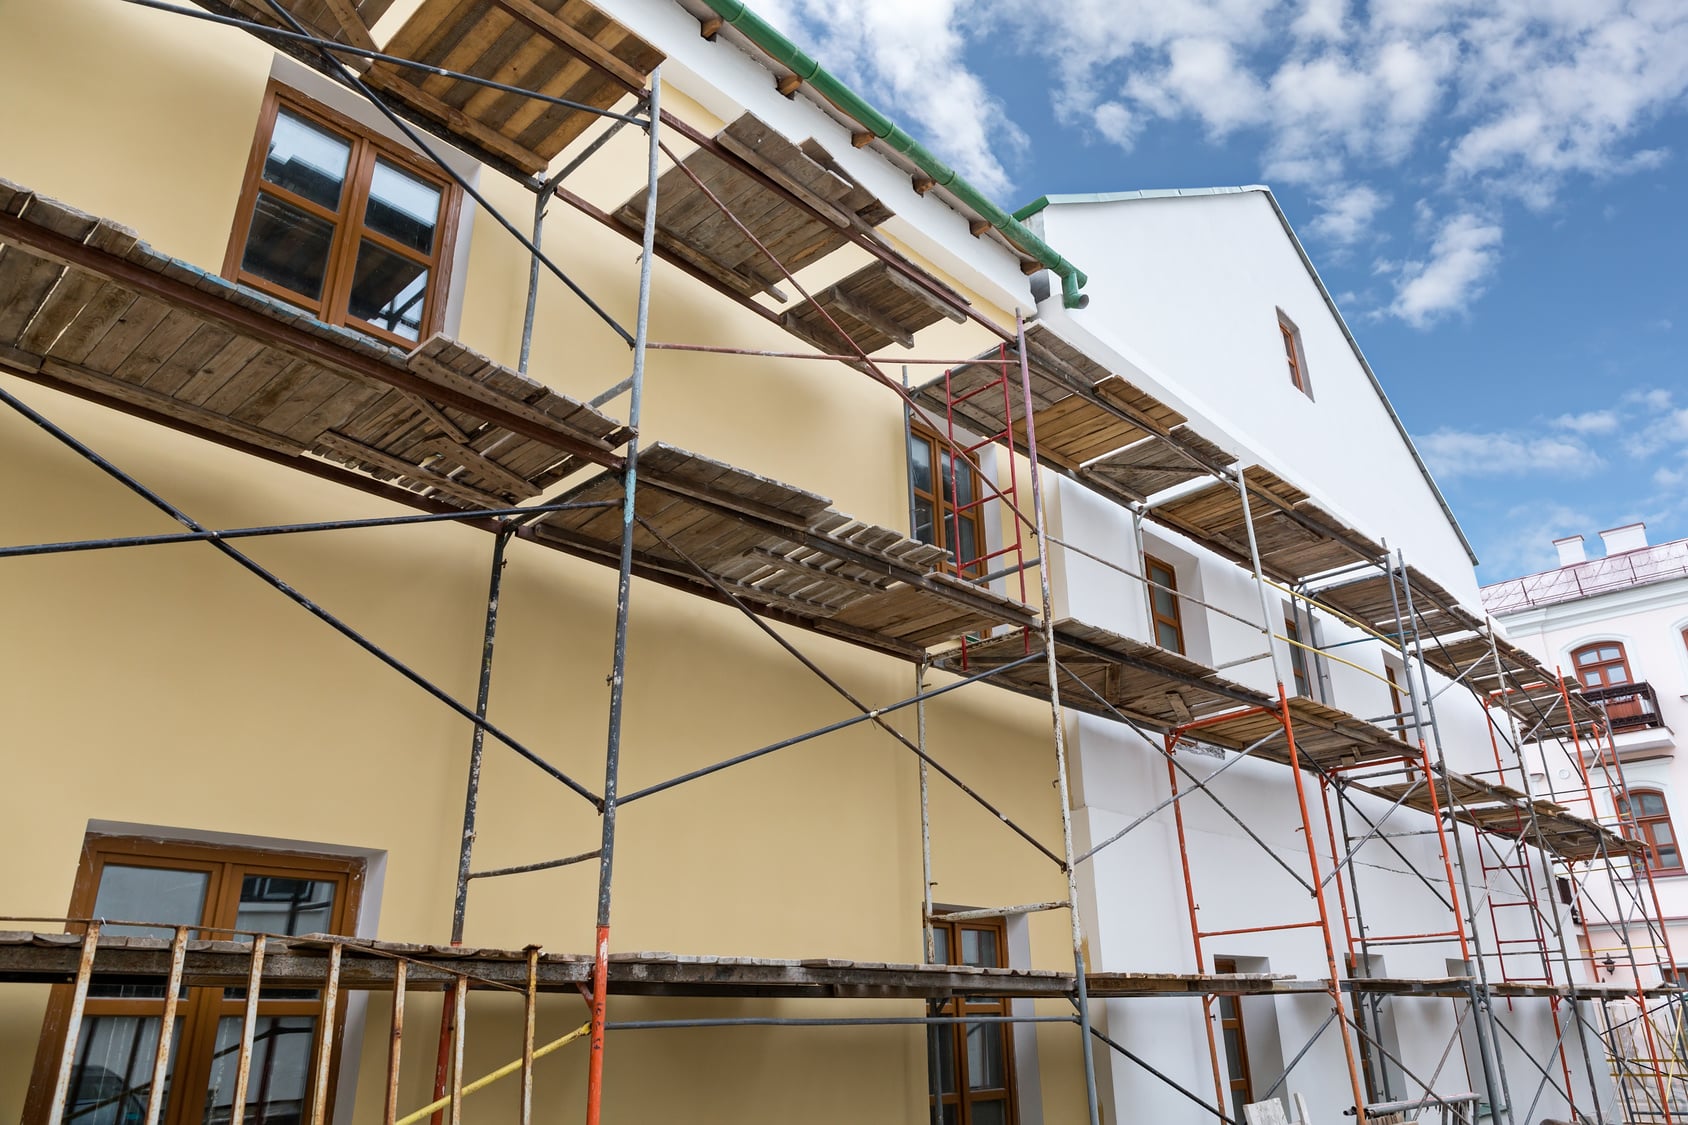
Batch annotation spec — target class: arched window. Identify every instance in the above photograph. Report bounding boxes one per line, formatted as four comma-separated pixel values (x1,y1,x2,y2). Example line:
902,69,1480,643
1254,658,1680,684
1571,641,1633,689
1617,789,1683,874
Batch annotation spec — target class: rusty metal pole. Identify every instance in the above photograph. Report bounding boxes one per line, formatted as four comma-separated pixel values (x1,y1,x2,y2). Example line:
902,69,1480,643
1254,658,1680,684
232,935,267,1125
585,63,660,1125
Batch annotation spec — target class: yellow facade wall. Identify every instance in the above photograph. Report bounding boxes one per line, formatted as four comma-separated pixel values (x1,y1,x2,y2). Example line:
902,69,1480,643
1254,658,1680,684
0,1,1087,1121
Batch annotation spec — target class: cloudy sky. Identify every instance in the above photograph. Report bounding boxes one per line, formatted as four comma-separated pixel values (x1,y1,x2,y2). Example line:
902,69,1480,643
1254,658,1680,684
754,0,1688,581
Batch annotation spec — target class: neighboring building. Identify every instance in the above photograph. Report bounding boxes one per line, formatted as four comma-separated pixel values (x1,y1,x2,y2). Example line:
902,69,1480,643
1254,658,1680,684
0,1,1670,1124
1486,526,1688,992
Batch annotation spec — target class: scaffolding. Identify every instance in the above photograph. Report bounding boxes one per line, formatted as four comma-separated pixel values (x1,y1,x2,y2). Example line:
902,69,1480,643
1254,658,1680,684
1,1,1684,1123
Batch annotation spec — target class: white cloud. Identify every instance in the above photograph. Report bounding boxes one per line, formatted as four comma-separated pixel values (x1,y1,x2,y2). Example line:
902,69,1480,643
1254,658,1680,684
751,0,1024,195
1419,428,1597,478
1388,212,1503,326
1308,183,1389,245
1552,410,1620,435
770,0,1688,328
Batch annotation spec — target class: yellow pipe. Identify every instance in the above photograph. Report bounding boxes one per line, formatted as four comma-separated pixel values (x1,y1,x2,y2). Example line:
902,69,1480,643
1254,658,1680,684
395,1022,591,1125
1271,631,1392,688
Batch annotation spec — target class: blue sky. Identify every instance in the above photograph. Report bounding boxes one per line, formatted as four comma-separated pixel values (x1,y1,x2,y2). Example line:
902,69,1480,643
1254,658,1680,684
753,0,1688,581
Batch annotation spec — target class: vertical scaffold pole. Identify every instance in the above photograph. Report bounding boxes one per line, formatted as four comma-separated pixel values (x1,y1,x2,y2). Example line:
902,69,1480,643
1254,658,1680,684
1013,312,1101,1125
452,527,512,944
1232,470,1370,1123
585,65,660,1125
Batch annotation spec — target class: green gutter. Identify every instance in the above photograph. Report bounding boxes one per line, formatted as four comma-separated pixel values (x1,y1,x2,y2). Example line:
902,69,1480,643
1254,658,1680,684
696,0,1089,308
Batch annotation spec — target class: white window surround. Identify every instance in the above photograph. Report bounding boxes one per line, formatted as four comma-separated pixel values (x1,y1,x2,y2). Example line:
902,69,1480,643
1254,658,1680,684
1004,913,1044,1125
266,55,478,340
87,817,387,1125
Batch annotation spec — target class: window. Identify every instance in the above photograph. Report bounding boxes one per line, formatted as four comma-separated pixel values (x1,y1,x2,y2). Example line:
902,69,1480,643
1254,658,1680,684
225,83,460,346
1285,614,1311,697
1617,789,1683,874
1145,554,1185,654
1278,313,1310,397
1385,662,1409,740
1214,957,1255,1121
909,423,985,579
1572,642,1634,689
28,835,363,1125
928,914,1016,1125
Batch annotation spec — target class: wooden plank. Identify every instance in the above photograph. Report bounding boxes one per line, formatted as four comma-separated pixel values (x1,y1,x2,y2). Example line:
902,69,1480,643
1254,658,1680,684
35,358,305,457
316,430,506,506
491,0,652,92
0,246,64,343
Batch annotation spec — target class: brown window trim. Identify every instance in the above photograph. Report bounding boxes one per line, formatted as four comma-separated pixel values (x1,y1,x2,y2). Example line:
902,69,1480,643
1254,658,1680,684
1145,553,1185,655
1214,956,1255,1117
1278,313,1310,397
25,833,365,1125
928,911,1017,1125
908,421,987,580
1617,789,1684,876
1285,614,1311,697
224,80,462,348
1571,641,1635,690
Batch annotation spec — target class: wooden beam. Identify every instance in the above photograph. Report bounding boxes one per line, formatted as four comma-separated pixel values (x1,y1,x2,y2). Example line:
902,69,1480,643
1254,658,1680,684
698,15,722,39
318,0,377,50
1019,259,1041,276
879,264,968,324
775,74,802,97
968,219,991,237
821,287,915,348
491,0,652,95
364,69,547,176
0,214,626,468
912,176,935,195
850,130,875,149
316,430,512,507
712,133,853,229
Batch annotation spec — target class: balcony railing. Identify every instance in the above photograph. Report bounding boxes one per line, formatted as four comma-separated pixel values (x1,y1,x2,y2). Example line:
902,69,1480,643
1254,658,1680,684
1582,681,1665,733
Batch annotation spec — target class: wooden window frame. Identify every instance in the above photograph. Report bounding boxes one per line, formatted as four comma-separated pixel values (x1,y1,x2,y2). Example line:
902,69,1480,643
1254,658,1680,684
1385,662,1409,740
1278,313,1310,397
25,834,365,1125
1145,553,1185,655
1617,789,1684,876
1213,957,1255,1118
224,81,462,347
1285,614,1312,697
908,422,987,580
928,912,1017,1125
1571,641,1634,690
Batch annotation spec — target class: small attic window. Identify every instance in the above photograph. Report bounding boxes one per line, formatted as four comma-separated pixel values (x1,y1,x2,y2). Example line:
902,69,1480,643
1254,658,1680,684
1278,311,1311,399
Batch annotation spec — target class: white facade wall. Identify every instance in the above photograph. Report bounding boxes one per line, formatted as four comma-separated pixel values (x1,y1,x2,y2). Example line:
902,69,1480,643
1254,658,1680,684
1497,567,1688,990
1035,193,1595,1120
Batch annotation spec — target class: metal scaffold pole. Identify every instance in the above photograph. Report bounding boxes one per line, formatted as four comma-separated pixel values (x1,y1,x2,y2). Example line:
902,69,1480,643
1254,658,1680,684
585,63,660,1125
452,527,513,944
1013,312,1101,1125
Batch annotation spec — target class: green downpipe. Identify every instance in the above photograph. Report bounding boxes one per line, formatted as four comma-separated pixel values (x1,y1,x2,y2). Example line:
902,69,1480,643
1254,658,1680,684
696,0,1089,309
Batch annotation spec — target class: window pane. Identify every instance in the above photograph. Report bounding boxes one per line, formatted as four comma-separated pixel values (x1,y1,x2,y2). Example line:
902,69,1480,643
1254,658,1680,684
954,462,975,507
1641,794,1667,817
202,1015,316,1125
955,518,979,567
64,1015,183,1125
909,436,933,495
931,1024,956,1094
1156,621,1183,652
240,194,336,302
365,159,441,254
348,240,428,341
262,110,350,211
236,875,338,938
931,927,950,965
1658,844,1682,871
966,1023,1006,1089
913,498,936,547
1150,586,1178,619
1608,667,1630,685
92,866,210,939
960,929,998,969
939,451,956,503
970,1100,1008,1125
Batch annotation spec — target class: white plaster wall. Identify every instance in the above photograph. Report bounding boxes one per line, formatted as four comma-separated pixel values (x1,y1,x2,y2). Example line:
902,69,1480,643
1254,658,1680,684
1034,191,1477,603
1499,576,1688,985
